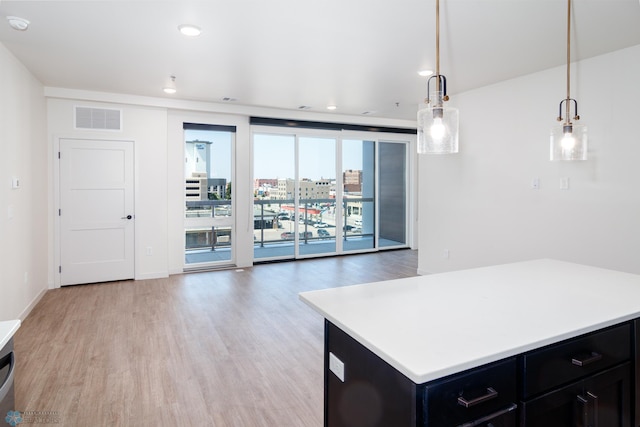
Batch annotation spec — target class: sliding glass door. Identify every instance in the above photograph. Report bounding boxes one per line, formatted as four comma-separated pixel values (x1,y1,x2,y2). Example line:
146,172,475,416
253,129,410,262
342,139,375,252
379,141,408,248
253,134,337,260
298,137,337,256
253,134,295,259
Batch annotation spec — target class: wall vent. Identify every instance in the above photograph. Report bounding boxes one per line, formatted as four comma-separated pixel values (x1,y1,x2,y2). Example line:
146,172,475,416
75,106,122,131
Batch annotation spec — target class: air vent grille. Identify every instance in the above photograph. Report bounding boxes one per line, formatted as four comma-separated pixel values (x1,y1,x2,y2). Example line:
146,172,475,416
75,107,122,131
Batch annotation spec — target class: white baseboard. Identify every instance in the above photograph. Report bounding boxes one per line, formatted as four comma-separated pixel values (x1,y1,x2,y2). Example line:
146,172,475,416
18,287,48,321
134,271,169,281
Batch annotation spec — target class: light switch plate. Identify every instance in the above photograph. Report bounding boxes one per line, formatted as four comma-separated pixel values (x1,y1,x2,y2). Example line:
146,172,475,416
329,352,345,382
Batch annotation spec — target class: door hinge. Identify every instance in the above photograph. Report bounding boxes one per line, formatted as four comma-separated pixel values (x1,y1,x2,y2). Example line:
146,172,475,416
58,152,61,159
58,209,61,216
59,266,62,273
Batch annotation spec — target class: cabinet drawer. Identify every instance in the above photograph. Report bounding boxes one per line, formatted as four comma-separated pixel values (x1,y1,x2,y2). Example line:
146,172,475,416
522,323,631,398
423,357,517,427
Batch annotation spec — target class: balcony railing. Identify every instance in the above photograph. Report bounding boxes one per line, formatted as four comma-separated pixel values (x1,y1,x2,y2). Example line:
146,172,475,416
252,198,373,249
185,198,374,254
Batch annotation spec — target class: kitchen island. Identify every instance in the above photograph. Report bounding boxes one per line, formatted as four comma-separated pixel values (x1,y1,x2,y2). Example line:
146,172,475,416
299,259,640,426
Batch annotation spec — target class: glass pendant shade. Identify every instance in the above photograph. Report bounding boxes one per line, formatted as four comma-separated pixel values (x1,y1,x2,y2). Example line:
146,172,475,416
550,0,586,162
550,122,587,161
417,91,459,154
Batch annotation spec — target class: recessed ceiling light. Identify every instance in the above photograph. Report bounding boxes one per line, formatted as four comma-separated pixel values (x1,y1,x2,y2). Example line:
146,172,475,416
163,76,177,94
178,24,201,37
418,69,434,77
7,16,29,31
327,105,337,110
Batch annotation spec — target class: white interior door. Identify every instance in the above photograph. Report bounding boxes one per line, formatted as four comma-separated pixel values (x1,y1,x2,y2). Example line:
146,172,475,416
59,139,134,286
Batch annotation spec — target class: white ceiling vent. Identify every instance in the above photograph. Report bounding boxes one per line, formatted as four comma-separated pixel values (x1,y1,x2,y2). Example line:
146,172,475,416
75,106,122,131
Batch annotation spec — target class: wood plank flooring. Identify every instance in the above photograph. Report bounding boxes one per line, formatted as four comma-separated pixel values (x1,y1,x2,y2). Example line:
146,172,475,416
14,249,418,426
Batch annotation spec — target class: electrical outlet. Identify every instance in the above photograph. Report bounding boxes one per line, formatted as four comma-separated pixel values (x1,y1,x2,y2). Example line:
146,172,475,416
329,352,345,382
146,247,153,256
443,249,450,259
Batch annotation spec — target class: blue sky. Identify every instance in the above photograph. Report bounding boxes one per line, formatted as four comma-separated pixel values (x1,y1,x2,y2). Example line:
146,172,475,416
186,130,365,182
253,134,365,180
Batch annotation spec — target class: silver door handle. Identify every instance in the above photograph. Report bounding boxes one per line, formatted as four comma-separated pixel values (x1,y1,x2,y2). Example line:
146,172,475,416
121,215,133,220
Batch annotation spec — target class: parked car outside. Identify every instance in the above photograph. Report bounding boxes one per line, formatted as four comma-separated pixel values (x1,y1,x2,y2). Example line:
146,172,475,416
281,231,313,240
317,229,330,238
314,222,328,228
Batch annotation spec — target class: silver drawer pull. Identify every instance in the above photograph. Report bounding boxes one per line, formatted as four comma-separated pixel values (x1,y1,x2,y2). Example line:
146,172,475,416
457,387,498,408
457,403,517,427
571,351,602,367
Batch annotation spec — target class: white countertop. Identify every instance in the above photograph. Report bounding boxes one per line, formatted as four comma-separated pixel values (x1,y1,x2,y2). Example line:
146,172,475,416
0,320,21,350
299,259,640,384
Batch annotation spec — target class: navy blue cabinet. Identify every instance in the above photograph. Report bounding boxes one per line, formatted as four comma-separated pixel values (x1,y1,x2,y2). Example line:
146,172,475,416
325,321,517,427
324,320,636,427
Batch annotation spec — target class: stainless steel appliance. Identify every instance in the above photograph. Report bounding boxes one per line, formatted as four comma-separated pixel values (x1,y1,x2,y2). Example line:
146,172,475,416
0,338,16,418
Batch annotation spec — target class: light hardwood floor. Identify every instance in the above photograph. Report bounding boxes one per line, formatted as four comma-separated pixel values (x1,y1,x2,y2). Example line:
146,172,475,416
15,249,419,426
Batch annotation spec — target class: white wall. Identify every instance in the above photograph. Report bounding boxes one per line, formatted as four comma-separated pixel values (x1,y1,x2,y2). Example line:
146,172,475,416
419,44,640,275
0,43,48,321
47,99,169,282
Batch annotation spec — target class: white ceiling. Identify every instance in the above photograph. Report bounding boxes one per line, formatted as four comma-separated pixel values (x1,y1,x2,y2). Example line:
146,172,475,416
1,0,639,121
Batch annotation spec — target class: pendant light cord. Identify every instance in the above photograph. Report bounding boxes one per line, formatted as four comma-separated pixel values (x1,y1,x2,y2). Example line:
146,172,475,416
435,0,441,94
565,0,571,123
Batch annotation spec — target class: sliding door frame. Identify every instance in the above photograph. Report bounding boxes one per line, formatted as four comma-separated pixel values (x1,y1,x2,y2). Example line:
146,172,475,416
252,126,416,263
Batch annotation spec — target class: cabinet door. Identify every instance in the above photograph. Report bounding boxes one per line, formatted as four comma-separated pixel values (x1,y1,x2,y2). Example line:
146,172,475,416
521,363,630,427
581,363,631,427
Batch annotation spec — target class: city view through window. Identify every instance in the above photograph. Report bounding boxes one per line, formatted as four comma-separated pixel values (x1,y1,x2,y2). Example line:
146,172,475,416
184,127,233,267
183,126,409,268
253,135,380,260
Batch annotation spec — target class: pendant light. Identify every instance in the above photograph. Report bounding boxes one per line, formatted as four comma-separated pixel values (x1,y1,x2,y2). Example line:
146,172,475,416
417,0,459,154
550,0,587,161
